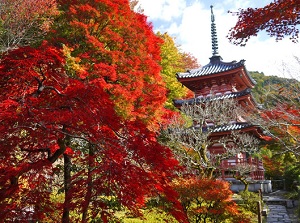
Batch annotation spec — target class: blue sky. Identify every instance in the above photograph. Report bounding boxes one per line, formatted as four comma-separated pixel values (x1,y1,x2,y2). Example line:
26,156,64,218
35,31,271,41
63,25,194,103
137,0,300,78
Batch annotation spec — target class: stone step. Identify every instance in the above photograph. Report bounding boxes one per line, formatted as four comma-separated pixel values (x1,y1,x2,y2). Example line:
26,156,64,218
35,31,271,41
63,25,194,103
266,205,292,223
264,196,295,208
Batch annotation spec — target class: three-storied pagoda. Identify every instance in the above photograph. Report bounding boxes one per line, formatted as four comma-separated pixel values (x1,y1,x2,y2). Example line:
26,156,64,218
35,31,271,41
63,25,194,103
174,6,270,191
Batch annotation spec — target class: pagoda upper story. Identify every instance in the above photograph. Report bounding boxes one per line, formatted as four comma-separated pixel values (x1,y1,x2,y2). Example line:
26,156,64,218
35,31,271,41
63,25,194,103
177,57,256,98
176,6,257,107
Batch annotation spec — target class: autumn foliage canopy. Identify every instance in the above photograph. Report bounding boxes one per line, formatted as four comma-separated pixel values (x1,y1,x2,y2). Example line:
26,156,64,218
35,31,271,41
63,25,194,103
0,0,187,222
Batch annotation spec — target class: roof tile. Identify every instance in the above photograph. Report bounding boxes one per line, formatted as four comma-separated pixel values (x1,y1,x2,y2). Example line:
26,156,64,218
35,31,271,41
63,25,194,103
212,122,252,133
174,88,252,106
177,59,245,79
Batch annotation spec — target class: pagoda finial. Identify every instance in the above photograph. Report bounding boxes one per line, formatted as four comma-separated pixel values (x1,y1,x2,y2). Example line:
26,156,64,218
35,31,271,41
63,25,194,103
210,5,219,57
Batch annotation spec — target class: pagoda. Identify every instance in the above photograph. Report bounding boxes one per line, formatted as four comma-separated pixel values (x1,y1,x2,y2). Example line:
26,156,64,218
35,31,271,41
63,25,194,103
174,6,271,192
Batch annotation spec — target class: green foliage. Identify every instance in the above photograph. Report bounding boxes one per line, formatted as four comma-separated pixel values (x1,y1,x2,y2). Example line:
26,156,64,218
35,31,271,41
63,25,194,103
116,208,178,223
250,71,300,107
285,185,300,219
237,191,261,215
261,146,296,176
158,32,198,109
284,163,300,191
251,72,300,179
124,211,177,223
234,208,257,223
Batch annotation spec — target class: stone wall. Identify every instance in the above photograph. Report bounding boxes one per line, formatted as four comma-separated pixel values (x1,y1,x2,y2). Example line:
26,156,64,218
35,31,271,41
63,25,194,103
229,179,272,193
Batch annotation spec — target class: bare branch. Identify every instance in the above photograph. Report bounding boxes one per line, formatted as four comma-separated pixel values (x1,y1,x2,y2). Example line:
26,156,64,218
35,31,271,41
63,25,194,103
163,97,260,177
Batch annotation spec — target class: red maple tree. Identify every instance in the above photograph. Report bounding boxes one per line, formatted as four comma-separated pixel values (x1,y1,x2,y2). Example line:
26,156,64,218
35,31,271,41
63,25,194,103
228,0,300,46
262,155,285,178
172,177,251,223
52,0,168,127
0,0,187,222
260,103,300,156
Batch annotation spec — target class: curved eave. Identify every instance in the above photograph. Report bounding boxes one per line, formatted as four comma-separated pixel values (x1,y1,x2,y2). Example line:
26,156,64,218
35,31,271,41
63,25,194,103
237,93,258,109
174,88,255,107
211,124,267,140
238,68,257,89
177,60,256,89
177,59,245,79
177,66,243,80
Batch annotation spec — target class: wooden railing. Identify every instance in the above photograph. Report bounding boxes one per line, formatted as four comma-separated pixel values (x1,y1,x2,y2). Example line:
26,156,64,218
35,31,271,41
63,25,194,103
221,157,263,168
220,157,264,180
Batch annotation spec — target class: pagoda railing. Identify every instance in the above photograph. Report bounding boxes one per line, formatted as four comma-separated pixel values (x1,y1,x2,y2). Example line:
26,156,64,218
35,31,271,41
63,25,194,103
220,157,264,180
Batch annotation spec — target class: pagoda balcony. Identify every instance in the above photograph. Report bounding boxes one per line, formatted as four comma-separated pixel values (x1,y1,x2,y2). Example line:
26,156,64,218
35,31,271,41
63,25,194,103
220,157,264,180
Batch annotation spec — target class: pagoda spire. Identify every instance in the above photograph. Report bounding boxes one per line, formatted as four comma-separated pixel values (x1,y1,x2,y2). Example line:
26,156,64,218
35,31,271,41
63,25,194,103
210,5,220,59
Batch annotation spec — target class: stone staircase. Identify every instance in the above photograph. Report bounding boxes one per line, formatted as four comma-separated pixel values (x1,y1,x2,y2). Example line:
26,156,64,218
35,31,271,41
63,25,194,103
263,190,299,223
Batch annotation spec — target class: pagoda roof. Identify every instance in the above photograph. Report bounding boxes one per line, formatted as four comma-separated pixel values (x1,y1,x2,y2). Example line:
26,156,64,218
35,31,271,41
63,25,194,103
177,56,256,84
174,88,252,107
212,122,253,133
210,122,269,141
194,122,267,140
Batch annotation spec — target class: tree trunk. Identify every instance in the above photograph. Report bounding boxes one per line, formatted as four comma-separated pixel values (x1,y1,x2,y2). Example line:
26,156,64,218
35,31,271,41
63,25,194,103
234,175,249,191
205,167,214,179
82,145,95,223
62,154,71,223
243,181,249,192
200,146,215,178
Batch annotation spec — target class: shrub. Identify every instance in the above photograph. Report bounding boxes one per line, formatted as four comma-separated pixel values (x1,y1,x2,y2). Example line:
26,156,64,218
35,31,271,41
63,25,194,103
172,177,251,223
238,191,261,214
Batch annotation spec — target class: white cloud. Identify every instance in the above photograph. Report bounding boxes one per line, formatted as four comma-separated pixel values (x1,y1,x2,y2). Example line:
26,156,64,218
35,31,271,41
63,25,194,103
166,22,180,36
138,0,186,21
141,0,300,77
219,0,250,10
